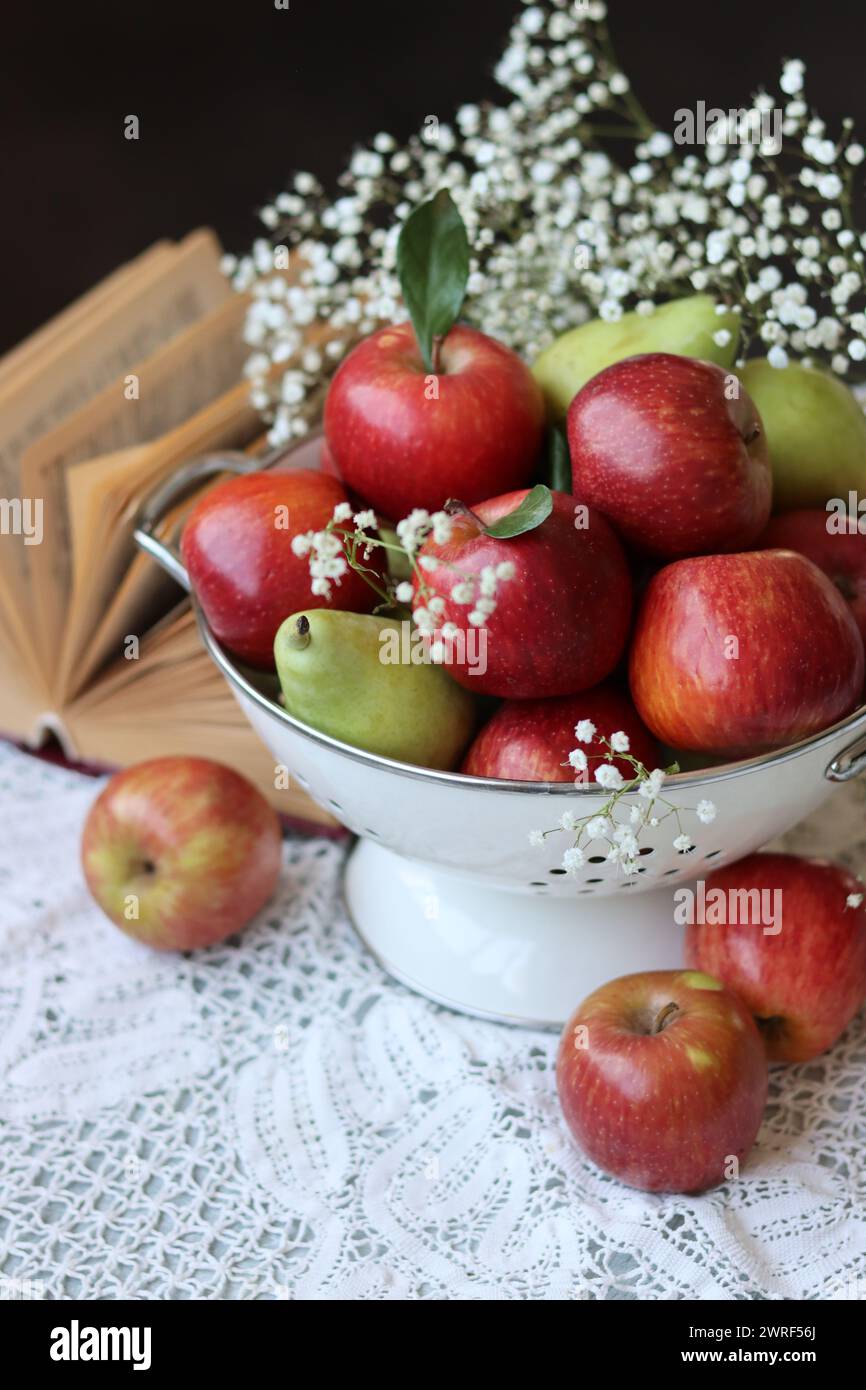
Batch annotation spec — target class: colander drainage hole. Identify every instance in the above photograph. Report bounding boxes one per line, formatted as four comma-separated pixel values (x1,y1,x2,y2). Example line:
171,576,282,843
662,868,679,876
585,877,603,884
639,846,654,856
548,868,567,875
328,799,343,811
529,881,548,888
704,850,724,859
587,854,606,864
364,828,381,838
293,771,310,790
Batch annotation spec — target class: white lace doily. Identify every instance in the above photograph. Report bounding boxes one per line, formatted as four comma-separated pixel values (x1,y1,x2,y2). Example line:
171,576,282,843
0,740,864,1301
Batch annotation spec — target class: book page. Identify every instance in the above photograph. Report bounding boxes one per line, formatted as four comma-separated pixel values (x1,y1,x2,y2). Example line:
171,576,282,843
64,607,338,825
57,380,259,701
0,229,229,677
19,292,250,679
0,229,227,500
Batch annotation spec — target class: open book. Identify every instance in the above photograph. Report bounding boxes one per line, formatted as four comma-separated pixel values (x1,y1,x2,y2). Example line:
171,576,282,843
0,230,338,829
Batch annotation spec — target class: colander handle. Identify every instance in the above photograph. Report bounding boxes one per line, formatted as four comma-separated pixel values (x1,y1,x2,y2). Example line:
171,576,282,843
825,731,866,782
132,445,286,591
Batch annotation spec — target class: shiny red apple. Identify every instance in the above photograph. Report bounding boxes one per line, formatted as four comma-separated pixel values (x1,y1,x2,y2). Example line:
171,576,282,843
81,757,282,950
414,489,632,698
756,509,866,648
181,468,378,668
556,969,768,1193
461,682,660,781
629,549,864,756
567,353,772,558
684,852,866,1062
323,322,545,519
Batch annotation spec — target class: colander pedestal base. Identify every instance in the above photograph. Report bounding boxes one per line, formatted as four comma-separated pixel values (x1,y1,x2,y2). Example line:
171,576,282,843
343,839,688,1029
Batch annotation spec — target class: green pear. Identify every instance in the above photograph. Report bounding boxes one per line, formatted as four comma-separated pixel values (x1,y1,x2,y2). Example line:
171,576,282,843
532,294,740,417
274,610,476,770
738,358,866,510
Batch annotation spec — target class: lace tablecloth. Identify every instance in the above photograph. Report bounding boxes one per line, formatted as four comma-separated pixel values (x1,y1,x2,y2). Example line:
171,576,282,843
0,740,864,1302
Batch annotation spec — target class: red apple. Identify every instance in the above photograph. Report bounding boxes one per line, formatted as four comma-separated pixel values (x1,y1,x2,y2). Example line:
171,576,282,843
81,757,282,950
181,468,378,669
756,509,866,648
684,852,866,1062
629,549,864,755
461,682,661,781
323,322,545,519
556,969,768,1193
414,489,632,698
567,353,772,558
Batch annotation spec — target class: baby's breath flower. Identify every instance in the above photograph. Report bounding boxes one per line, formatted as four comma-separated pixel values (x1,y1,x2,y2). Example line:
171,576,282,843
412,606,436,631
236,4,866,448
609,730,630,754
638,768,665,800
574,719,597,744
595,764,624,792
451,581,476,604
562,846,585,873
585,815,611,839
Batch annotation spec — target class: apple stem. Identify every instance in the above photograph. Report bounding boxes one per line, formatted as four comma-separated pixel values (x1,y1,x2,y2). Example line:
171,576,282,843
652,1001,680,1035
431,334,445,374
444,497,485,530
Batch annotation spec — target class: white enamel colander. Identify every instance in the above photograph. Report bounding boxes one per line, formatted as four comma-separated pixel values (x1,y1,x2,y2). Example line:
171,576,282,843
134,440,866,1028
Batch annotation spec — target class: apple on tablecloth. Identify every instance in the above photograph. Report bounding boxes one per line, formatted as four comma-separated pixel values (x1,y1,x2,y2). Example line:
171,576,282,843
81,757,282,950
685,853,866,1062
556,969,768,1193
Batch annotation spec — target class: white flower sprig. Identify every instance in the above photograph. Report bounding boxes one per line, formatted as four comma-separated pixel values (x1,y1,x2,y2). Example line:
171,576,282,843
291,504,515,635
229,0,866,446
529,723,717,875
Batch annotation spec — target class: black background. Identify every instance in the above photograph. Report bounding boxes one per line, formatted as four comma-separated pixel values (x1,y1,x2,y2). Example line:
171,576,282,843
2,0,865,355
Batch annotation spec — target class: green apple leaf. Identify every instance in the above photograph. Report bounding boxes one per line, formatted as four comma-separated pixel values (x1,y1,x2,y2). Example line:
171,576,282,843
544,425,571,493
396,190,470,373
482,484,553,539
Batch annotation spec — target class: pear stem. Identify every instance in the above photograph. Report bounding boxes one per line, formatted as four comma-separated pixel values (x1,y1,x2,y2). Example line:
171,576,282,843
287,615,311,650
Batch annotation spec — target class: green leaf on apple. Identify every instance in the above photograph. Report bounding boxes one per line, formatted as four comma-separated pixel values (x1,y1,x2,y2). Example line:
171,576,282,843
396,190,470,373
482,484,553,539
544,425,571,493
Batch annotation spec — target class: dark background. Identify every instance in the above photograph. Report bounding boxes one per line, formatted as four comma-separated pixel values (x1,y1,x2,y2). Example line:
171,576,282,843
2,0,865,355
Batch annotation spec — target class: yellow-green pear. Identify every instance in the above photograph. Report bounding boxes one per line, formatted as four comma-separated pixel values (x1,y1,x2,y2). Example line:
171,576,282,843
274,610,476,770
738,358,866,510
532,294,740,417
